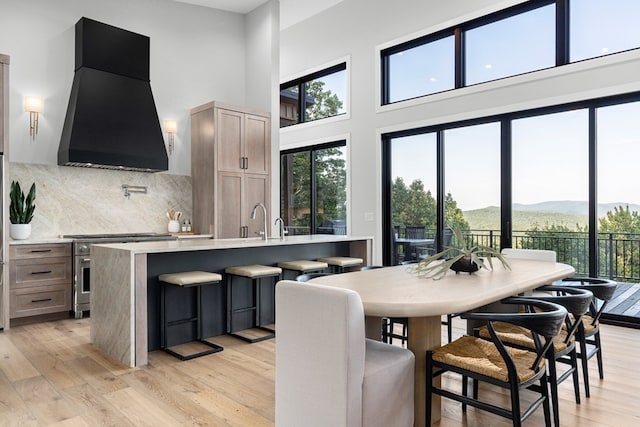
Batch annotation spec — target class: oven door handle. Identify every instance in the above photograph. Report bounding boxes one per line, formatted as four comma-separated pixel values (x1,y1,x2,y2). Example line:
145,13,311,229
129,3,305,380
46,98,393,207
81,258,91,263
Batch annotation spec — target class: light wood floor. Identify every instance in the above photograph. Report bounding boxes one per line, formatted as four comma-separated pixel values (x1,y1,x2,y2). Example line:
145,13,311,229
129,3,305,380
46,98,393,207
1,318,639,426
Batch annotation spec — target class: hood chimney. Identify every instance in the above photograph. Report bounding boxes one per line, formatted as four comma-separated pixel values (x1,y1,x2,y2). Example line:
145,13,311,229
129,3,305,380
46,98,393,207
58,17,168,172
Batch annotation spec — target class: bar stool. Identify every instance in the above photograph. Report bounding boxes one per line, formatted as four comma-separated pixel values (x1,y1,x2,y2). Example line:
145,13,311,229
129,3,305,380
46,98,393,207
225,264,282,343
158,271,224,361
317,256,363,273
277,260,328,280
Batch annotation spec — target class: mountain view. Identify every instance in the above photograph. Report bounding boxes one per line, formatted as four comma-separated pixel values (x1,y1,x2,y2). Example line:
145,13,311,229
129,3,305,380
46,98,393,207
464,201,640,231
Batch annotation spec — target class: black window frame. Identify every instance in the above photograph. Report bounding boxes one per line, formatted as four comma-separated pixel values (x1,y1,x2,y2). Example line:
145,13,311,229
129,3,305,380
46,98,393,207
380,0,640,105
381,90,640,279
280,140,348,235
280,62,347,127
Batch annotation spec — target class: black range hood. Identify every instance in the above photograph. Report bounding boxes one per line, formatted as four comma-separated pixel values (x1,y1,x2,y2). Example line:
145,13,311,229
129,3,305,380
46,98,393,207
58,17,168,172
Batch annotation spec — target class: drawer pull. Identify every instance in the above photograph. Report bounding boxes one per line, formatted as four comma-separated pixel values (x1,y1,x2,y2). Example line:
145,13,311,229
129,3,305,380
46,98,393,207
31,270,53,275
31,298,53,303
30,249,53,253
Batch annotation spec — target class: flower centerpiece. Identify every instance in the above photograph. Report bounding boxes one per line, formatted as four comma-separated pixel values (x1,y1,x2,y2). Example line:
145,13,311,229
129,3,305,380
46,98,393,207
9,180,36,240
409,227,510,280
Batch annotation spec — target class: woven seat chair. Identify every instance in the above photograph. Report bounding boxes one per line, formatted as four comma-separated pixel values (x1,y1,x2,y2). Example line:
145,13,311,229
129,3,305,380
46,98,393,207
475,286,593,427
426,297,567,427
559,277,618,397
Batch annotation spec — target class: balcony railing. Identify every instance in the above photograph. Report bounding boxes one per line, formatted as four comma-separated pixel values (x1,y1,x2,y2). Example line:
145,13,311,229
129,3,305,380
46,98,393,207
465,229,640,283
393,227,640,282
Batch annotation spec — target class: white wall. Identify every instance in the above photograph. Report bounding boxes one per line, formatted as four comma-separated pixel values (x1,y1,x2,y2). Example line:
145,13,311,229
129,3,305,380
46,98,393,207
279,0,640,263
245,0,281,228
0,0,247,176
0,0,280,238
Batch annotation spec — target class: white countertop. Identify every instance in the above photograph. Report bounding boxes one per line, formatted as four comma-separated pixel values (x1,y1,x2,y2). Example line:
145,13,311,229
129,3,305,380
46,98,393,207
92,234,373,254
9,237,74,245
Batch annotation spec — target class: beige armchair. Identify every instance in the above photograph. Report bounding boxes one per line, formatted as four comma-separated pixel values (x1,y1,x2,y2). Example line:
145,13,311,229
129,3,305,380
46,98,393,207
275,280,415,427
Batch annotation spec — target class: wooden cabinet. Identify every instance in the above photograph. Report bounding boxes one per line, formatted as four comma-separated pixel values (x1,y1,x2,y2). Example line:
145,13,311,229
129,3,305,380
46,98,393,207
191,102,271,238
1,54,8,154
1,54,8,329
9,243,72,320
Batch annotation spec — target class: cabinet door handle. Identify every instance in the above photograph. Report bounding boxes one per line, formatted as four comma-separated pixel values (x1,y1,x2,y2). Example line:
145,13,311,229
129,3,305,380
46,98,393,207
30,249,52,253
31,270,53,275
244,157,249,169
32,298,53,303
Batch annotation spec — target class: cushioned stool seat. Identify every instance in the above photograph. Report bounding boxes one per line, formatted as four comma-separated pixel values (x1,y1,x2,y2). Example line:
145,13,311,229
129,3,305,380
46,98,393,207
158,271,224,360
317,256,363,273
277,260,328,279
225,264,282,343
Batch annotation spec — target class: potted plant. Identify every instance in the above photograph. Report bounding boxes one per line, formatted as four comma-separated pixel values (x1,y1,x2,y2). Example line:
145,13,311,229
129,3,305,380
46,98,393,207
409,226,510,280
10,180,36,240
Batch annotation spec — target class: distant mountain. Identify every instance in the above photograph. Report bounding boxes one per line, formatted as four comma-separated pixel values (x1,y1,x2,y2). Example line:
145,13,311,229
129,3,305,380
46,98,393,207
512,201,640,217
463,201,640,231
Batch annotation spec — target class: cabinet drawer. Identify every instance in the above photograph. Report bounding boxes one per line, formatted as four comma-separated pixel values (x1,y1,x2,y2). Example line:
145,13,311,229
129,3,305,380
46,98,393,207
11,243,72,259
10,257,72,289
10,284,71,318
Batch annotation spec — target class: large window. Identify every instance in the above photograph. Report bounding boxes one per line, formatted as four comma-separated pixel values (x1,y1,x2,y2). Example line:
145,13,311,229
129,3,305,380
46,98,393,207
570,0,640,62
385,33,455,102
512,109,589,272
390,133,437,263
444,123,501,242
280,142,347,235
597,101,640,282
382,92,640,324
465,4,555,85
381,0,640,105
280,63,347,128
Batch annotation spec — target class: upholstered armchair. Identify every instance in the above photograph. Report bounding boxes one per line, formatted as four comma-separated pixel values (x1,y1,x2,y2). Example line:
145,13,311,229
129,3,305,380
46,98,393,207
275,280,415,427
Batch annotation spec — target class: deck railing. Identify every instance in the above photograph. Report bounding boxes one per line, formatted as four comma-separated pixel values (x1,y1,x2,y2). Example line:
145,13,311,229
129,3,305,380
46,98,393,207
393,227,640,282
464,229,640,282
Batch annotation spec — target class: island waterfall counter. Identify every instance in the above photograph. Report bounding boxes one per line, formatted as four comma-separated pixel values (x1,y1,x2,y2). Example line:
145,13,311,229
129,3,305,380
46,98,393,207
90,235,372,367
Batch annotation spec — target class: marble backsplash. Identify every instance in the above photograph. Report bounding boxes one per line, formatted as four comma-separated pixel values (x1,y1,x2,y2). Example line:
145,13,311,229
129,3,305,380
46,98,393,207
10,163,192,239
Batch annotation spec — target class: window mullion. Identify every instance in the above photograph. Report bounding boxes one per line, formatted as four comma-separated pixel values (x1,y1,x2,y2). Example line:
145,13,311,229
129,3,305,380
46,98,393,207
556,0,570,65
454,27,464,88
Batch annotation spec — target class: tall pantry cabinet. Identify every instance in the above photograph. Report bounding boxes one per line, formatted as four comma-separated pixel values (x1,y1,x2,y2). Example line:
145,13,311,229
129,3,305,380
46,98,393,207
1,54,9,329
191,102,271,239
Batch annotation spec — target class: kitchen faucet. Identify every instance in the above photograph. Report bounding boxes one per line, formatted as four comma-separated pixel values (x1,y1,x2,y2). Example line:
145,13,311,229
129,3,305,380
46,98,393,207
274,217,288,240
250,202,268,240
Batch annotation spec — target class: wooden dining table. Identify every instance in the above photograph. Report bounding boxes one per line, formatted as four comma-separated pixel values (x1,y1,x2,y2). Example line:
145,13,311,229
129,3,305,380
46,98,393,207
310,259,576,426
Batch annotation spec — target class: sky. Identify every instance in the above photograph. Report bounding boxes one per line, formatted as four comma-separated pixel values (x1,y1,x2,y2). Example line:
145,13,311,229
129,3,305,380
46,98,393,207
390,0,640,211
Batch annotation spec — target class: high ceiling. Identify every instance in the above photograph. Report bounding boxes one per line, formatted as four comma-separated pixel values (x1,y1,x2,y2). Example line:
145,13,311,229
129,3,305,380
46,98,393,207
174,0,343,29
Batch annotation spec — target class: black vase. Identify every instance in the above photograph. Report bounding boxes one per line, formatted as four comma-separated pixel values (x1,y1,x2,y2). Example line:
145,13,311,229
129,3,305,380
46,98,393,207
450,257,480,274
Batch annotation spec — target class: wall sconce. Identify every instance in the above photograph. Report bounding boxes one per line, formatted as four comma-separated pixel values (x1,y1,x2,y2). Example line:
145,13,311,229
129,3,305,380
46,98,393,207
163,119,177,155
24,96,43,139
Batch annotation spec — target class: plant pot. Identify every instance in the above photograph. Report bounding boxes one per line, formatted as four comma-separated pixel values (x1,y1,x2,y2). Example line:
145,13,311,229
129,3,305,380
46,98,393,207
450,256,480,274
10,223,32,240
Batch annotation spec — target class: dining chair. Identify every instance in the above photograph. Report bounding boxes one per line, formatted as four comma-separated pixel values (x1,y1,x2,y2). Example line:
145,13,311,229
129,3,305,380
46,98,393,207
475,286,593,427
558,277,618,397
426,297,567,427
275,280,415,427
295,272,333,282
501,248,557,262
404,225,426,261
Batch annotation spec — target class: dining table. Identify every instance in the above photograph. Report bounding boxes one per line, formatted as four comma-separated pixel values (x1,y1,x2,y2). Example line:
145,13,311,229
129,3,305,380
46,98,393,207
309,258,576,426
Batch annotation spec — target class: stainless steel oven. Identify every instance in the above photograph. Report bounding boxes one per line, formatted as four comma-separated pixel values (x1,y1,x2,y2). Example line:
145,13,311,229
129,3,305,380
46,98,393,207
64,233,177,318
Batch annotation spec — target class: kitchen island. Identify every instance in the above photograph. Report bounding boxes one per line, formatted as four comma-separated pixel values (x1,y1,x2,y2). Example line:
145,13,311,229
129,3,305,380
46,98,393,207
90,235,372,367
